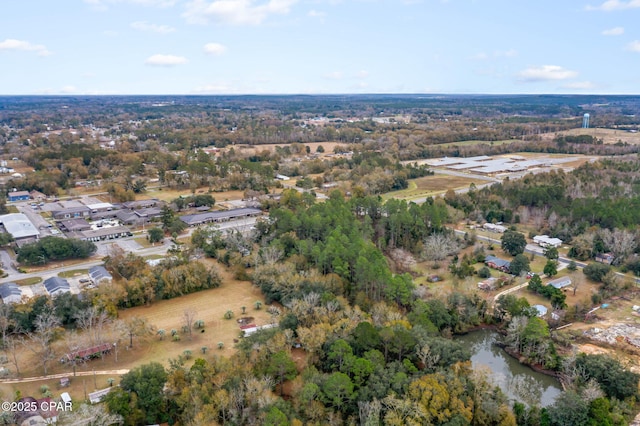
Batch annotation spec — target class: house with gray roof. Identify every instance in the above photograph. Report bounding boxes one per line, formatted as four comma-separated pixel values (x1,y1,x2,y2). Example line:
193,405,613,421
43,277,70,297
485,255,511,273
0,282,22,304
548,276,572,289
89,265,112,285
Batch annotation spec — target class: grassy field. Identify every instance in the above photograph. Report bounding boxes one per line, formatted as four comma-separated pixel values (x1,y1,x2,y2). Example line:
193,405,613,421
14,277,42,286
382,175,485,201
119,267,270,333
0,261,272,403
58,269,89,278
541,128,640,145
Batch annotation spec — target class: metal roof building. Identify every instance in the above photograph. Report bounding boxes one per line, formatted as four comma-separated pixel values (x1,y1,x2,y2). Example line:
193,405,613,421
548,277,572,289
180,208,262,226
0,213,40,240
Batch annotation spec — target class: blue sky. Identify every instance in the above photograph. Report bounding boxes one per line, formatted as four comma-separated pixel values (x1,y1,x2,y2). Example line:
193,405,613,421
1,0,639,95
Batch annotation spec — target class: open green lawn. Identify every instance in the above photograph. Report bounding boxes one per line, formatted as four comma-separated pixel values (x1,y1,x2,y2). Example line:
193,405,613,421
14,277,42,286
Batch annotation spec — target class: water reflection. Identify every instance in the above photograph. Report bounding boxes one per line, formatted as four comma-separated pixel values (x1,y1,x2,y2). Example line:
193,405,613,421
457,329,562,407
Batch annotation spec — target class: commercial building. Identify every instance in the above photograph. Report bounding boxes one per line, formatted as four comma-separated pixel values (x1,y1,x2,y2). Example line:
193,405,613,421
0,213,40,241
533,235,563,248
67,226,132,242
180,208,262,227
51,206,91,220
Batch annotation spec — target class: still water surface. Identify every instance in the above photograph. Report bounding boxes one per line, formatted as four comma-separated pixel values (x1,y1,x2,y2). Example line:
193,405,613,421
456,329,562,407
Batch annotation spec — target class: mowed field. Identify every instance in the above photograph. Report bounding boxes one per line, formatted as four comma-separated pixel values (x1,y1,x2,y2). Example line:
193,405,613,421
541,128,640,145
382,175,486,201
119,264,271,342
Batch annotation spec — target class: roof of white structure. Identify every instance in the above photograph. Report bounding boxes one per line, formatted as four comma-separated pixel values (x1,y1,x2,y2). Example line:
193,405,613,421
0,213,40,239
85,202,114,210
426,155,491,166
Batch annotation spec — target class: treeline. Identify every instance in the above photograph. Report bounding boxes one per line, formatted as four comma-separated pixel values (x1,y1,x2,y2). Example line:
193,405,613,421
16,237,96,265
94,247,222,310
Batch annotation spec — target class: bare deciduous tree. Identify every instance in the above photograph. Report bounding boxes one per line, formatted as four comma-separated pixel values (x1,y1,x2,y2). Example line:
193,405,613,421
75,306,111,345
601,228,637,265
422,233,460,263
183,308,197,340
25,308,61,376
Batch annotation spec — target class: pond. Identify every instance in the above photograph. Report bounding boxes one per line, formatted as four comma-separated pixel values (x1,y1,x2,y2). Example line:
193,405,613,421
456,329,562,407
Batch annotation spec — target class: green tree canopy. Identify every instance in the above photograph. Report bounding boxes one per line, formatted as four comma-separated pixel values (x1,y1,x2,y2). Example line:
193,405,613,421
501,230,527,256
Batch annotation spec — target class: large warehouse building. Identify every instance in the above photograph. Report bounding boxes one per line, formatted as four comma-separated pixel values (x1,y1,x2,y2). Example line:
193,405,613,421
0,213,40,242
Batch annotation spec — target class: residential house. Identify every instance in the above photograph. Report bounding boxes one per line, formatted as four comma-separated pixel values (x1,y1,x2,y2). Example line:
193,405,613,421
0,282,22,304
596,253,614,265
548,276,572,289
89,265,113,285
485,255,511,273
43,277,70,297
7,190,30,202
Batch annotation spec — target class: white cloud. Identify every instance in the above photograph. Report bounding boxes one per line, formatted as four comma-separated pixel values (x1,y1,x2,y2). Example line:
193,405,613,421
203,42,227,55
145,54,188,66
183,0,298,25
324,71,343,80
602,26,624,35
84,0,177,9
626,40,640,52
518,65,578,82
0,39,51,56
308,9,326,18
355,70,369,79
60,85,79,94
562,81,596,90
586,0,640,10
131,21,176,33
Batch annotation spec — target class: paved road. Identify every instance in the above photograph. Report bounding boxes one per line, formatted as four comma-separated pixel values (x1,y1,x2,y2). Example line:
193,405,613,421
0,369,130,384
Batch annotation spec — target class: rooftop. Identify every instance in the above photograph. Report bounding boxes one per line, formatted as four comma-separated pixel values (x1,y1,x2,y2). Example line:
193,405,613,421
0,213,40,239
